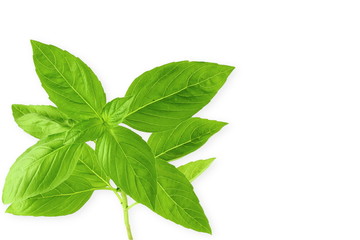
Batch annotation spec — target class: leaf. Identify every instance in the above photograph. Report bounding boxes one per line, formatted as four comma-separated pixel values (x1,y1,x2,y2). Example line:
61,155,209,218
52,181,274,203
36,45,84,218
31,40,106,120
6,145,110,216
153,159,211,233
96,126,157,208
102,96,133,125
177,158,215,182
12,104,74,138
72,144,110,187
124,61,234,132
2,133,84,204
148,118,227,161
64,118,104,144
6,182,93,217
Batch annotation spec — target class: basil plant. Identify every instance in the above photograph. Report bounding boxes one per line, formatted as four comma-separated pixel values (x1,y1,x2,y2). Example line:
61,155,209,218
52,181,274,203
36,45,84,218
2,40,234,240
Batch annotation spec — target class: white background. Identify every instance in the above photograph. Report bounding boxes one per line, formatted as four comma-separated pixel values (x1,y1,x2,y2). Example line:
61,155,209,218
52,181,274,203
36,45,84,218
1,0,360,239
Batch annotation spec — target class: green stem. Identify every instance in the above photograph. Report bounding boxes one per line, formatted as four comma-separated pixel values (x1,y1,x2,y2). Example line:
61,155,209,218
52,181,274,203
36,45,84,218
127,202,139,210
120,191,133,240
113,190,123,204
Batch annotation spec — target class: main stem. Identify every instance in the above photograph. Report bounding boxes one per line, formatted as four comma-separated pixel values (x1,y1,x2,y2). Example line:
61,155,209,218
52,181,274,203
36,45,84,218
120,191,133,240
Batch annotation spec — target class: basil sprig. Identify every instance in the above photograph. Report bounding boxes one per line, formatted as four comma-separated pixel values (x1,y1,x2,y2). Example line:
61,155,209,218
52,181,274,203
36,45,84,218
3,40,234,239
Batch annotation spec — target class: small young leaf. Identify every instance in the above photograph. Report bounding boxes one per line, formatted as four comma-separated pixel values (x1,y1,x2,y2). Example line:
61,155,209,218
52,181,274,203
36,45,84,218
6,145,109,216
31,40,106,120
64,118,104,144
177,158,215,182
2,133,83,204
102,96,133,125
153,159,211,233
124,61,234,132
96,126,157,208
148,118,227,161
12,104,74,138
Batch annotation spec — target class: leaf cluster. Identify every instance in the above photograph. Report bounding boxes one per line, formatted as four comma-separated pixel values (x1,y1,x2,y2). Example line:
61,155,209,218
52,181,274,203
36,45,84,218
2,40,234,235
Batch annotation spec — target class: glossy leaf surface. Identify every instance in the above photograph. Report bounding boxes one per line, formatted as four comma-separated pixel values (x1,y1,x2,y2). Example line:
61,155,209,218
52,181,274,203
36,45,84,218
7,145,109,216
125,61,234,132
64,118,104,144
148,118,227,161
2,134,83,204
178,158,215,182
153,159,211,233
31,40,106,120
96,126,157,208
12,104,74,138
102,97,133,125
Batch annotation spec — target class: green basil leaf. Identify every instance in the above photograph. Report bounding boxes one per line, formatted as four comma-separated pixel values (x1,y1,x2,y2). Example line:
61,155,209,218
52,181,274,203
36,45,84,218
31,40,106,120
6,145,109,216
64,118,104,144
96,126,157,208
102,96,133,125
6,182,93,217
124,61,234,132
2,133,83,204
153,159,211,233
12,104,74,138
148,118,227,161
177,158,215,182
73,144,110,187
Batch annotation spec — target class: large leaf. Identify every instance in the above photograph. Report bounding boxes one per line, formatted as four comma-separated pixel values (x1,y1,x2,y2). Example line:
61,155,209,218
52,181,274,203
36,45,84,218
178,158,215,182
148,118,227,161
124,61,234,132
102,96,133,125
6,179,93,217
2,133,83,204
31,40,106,120
12,104,74,138
96,126,157,208
64,118,104,144
153,159,211,233
6,145,110,216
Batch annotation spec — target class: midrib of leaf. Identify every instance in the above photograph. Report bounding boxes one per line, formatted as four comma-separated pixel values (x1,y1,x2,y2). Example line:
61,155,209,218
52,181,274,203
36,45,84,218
14,106,70,125
107,129,154,204
154,128,216,159
13,105,32,118
34,44,102,119
155,139,192,159
157,182,209,232
37,188,106,199
78,158,111,188
30,156,111,199
126,70,228,118
21,143,72,169
21,114,68,127
180,158,215,182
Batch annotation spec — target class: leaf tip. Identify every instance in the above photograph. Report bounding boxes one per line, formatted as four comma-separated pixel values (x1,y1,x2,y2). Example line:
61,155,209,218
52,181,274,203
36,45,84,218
221,121,229,127
227,64,236,71
200,222,212,234
30,40,47,52
30,39,39,47
221,64,235,76
11,104,19,116
30,40,42,55
5,205,13,214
